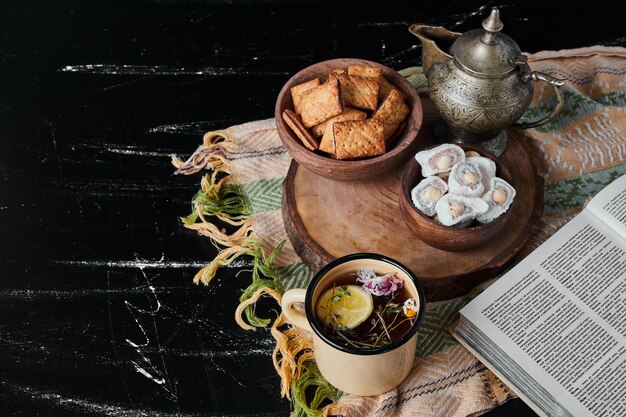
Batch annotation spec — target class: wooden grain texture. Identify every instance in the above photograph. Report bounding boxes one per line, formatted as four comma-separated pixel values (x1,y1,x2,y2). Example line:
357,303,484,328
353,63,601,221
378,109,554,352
282,100,544,301
274,58,423,181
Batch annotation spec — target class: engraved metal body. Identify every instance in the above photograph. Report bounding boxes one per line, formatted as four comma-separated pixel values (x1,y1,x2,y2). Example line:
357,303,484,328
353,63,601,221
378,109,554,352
410,9,565,145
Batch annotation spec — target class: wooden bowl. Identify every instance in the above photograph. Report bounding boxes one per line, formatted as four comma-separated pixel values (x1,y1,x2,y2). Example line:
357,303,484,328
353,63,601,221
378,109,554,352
399,145,515,252
275,58,423,181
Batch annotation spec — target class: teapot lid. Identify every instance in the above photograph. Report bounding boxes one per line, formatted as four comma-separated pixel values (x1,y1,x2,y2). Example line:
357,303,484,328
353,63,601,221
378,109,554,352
450,9,525,76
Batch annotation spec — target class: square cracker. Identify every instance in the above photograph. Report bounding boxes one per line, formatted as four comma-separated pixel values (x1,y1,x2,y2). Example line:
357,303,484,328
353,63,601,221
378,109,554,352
372,89,410,142
319,123,336,155
378,76,407,103
347,65,406,103
330,73,379,112
333,119,385,160
282,109,319,151
311,108,367,137
298,79,344,128
317,110,367,155
348,65,383,81
291,78,320,115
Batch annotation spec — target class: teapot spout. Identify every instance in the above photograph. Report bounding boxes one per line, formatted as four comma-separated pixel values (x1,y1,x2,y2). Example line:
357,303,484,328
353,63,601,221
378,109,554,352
408,24,460,75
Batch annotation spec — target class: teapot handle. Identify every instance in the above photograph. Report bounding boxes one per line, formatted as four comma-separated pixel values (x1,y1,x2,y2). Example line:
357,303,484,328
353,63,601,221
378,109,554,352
515,72,566,130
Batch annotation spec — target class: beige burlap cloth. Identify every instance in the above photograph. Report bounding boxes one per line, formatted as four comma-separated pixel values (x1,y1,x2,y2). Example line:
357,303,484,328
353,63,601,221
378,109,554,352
172,46,626,416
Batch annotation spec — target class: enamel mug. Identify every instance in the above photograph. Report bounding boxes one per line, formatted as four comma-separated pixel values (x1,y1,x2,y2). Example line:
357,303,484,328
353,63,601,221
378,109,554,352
281,253,426,396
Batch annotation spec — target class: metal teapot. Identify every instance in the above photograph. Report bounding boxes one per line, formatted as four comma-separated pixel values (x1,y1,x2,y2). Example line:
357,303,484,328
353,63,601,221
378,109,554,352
409,9,564,152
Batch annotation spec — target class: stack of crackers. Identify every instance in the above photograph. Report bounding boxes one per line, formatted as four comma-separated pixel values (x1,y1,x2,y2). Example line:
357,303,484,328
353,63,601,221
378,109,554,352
282,65,410,160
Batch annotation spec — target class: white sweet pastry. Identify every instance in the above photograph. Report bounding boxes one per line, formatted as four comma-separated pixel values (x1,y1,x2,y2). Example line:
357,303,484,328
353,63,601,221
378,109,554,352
477,177,516,223
435,194,489,226
415,144,465,177
432,213,474,228
448,161,485,197
411,176,448,217
466,156,496,191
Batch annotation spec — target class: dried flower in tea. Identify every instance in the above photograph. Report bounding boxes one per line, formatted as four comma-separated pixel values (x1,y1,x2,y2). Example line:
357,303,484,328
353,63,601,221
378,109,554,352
357,267,404,296
403,298,418,318
315,268,417,349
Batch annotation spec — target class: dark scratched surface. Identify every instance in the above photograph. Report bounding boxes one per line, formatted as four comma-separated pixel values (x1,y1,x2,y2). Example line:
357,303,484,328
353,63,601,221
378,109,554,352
0,1,623,416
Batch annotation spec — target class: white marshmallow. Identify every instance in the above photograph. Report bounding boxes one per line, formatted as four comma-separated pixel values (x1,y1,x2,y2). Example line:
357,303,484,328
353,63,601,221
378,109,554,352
415,144,465,177
477,177,516,224
435,194,489,226
448,161,485,197
411,176,448,217
466,156,496,191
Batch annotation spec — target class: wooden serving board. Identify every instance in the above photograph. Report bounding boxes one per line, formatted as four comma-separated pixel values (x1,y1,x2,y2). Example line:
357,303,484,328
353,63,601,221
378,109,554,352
282,100,544,301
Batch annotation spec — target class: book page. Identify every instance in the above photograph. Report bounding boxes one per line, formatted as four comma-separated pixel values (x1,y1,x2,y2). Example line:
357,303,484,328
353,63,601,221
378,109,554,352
586,174,626,241
459,211,626,417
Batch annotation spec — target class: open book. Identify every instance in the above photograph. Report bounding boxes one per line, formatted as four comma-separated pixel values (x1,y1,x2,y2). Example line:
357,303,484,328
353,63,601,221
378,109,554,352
453,174,626,417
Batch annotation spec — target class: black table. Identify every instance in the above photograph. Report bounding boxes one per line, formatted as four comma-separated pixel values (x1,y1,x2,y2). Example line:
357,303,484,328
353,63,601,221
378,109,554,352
1,1,623,416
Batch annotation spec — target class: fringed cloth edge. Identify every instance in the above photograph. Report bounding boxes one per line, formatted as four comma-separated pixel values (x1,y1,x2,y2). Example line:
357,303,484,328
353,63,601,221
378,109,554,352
171,132,342,415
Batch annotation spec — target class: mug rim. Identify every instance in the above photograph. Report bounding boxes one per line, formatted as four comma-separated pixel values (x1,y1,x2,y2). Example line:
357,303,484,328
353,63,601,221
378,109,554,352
304,253,427,356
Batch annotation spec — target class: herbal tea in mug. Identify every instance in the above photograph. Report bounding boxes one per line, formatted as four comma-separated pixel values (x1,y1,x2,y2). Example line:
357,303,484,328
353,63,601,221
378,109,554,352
281,253,425,396
315,268,419,349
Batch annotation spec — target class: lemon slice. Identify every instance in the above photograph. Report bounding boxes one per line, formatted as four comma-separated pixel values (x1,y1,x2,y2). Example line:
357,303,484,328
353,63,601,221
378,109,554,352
315,285,374,329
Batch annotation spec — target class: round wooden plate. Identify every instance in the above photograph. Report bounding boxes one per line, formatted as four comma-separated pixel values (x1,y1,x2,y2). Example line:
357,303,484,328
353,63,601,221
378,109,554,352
282,100,544,301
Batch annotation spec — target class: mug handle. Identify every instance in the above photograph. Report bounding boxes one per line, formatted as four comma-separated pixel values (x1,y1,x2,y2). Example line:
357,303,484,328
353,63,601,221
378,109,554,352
515,71,566,130
281,288,312,332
